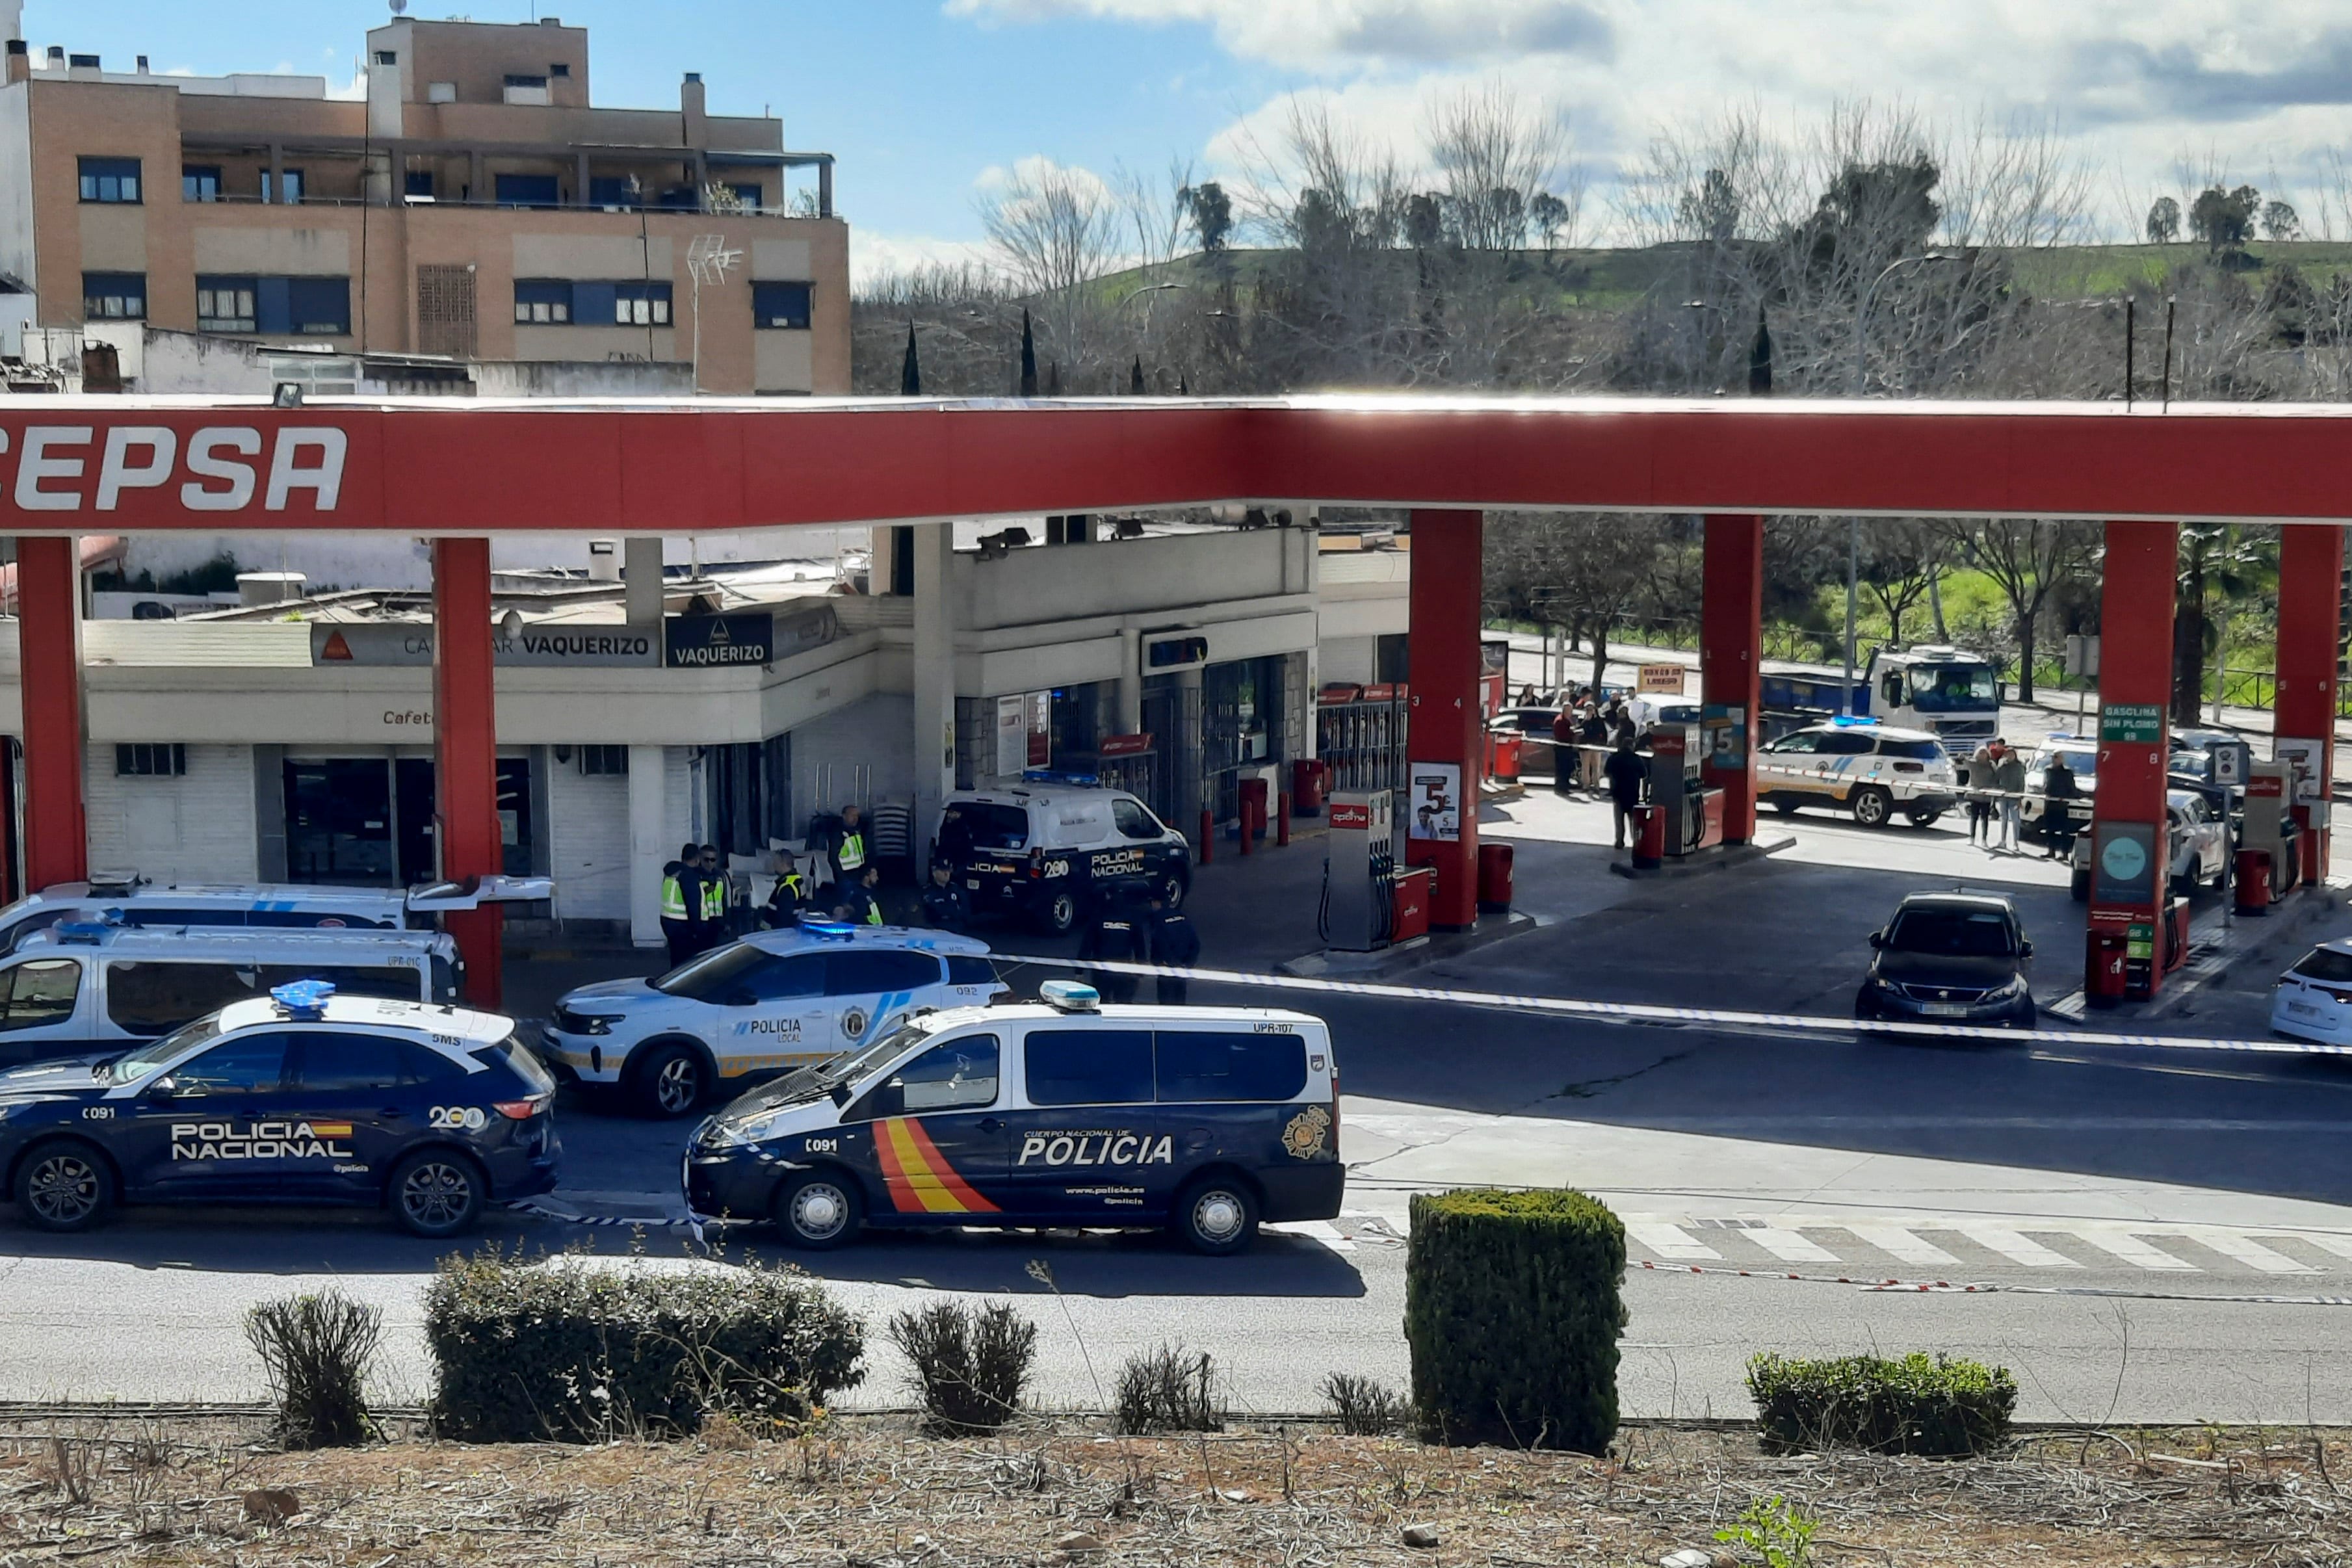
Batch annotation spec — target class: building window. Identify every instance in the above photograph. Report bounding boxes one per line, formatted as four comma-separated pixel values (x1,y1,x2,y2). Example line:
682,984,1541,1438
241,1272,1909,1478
82,271,146,320
513,278,573,325
116,744,187,777
182,164,222,202
751,281,811,330
373,49,397,65
495,172,560,208
196,275,258,332
550,62,571,78
427,80,456,103
404,170,434,198
577,745,627,776
727,181,764,211
588,176,642,209
287,276,351,335
501,73,551,106
77,156,141,203
614,281,672,326
261,168,304,205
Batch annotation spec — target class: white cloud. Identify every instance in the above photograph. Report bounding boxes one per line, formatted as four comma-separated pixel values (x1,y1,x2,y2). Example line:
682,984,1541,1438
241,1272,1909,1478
853,229,999,285
945,0,1613,69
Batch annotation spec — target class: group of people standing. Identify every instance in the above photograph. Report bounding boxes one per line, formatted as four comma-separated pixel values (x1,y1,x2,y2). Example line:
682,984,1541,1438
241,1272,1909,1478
1958,738,2078,859
1537,688,1656,851
1078,886,1201,1006
657,804,885,965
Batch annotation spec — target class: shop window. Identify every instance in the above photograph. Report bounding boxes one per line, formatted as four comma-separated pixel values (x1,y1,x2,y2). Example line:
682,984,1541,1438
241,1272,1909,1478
181,165,221,203
513,278,574,325
78,157,140,203
114,743,185,777
83,272,147,320
752,280,811,330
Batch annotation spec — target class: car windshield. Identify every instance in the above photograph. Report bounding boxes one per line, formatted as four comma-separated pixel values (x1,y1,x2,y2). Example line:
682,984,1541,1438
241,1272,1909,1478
1887,908,2017,958
820,1016,938,1089
958,804,1030,851
107,1013,225,1084
652,942,766,1000
2293,948,2352,984
2040,748,2096,780
1881,738,1945,761
1906,664,1999,712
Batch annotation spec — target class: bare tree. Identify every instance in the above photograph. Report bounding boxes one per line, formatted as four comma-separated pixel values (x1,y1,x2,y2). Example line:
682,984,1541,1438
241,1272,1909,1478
1941,518,2097,700
1857,519,1952,643
977,159,1123,378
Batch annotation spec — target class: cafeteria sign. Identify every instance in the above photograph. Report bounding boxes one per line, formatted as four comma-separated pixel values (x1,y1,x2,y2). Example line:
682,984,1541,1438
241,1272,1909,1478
1638,663,1687,694
2098,703,2163,744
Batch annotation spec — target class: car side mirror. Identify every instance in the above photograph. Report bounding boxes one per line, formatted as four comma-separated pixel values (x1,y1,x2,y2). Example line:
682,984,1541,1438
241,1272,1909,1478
1867,931,1884,948
144,1075,179,1101
2019,941,2035,959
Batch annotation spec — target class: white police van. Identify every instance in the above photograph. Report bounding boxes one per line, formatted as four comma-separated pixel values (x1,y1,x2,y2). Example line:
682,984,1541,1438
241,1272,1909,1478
942,772,1192,935
0,923,462,1066
683,980,1342,1255
543,920,1007,1118
0,873,553,956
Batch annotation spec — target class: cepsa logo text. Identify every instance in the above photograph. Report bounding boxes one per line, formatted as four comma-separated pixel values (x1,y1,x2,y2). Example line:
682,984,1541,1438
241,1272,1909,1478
171,1119,355,1161
0,426,346,514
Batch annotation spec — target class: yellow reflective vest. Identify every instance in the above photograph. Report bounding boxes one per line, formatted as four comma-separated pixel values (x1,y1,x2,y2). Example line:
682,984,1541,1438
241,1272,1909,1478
836,830,867,872
660,872,687,921
701,875,727,921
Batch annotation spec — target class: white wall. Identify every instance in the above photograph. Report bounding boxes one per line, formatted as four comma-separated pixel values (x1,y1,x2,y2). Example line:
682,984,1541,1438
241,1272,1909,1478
1320,636,1378,685
791,693,913,824
957,529,1309,631
83,744,260,883
0,80,31,293
545,751,631,922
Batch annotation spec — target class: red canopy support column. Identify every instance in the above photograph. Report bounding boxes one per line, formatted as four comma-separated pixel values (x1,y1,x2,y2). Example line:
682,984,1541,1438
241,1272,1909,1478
2087,521,2178,1000
18,537,87,893
1701,514,1764,844
1405,508,1482,931
2274,523,2344,886
432,537,503,1010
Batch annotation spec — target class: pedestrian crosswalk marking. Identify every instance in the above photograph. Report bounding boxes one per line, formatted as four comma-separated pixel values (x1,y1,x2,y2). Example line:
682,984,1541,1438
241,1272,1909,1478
1952,1226,2082,1268
2175,1231,2316,1275
1742,1226,1840,1263
2292,1233,2352,1263
1627,1221,1720,1260
2075,1231,2197,1271
1846,1225,1959,1267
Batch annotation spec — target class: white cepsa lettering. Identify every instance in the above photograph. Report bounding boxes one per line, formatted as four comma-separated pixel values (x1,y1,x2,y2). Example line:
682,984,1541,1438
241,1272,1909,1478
1,425,346,514
170,1119,354,1161
1017,1132,1176,1168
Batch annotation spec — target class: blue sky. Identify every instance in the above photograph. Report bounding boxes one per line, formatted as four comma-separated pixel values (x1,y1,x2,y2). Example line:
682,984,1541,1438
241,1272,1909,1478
26,2,2352,276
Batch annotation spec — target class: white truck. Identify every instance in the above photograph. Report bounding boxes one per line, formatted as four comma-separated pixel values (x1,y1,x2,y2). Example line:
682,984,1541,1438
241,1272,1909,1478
1761,645,2003,757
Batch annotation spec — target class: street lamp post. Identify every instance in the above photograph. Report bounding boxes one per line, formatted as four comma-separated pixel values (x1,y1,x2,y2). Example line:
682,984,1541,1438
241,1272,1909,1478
1842,252,1953,714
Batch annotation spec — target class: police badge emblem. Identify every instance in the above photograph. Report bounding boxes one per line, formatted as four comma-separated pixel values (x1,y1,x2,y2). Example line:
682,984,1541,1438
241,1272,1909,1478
843,1006,870,1039
1281,1104,1331,1159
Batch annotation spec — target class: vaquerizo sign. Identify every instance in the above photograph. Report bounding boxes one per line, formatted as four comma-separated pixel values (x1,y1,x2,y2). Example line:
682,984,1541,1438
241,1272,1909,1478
664,613,774,668
312,624,659,668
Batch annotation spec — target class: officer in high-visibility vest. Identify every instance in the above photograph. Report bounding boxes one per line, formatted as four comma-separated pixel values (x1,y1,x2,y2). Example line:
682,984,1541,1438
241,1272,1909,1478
659,843,701,965
835,863,885,926
831,804,868,890
761,856,809,929
696,844,729,952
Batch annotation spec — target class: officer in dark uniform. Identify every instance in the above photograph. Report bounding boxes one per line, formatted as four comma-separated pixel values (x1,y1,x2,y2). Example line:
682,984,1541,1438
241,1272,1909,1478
1145,892,1199,1004
660,843,704,965
761,854,809,929
835,863,885,926
919,861,971,929
1077,885,1149,1003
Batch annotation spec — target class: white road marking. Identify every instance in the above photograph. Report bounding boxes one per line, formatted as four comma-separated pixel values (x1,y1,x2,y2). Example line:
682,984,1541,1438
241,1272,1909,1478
1625,1222,1720,1261
1950,1227,2082,1268
2175,1231,2318,1275
2286,1233,2352,1263
1842,1225,1960,1268
1742,1227,1840,1264
2074,1231,2199,1272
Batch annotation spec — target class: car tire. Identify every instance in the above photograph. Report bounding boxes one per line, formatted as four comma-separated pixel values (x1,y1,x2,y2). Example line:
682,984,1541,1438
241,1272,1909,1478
631,1040,709,1119
1851,787,1892,828
773,1169,863,1249
1171,1173,1259,1256
2070,869,2090,902
388,1149,485,1238
1905,808,1943,828
1160,869,1190,910
1041,889,1079,936
14,1138,114,1233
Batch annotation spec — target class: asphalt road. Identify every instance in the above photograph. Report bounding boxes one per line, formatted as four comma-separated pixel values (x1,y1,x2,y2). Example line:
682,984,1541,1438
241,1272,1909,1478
5,792,2352,1422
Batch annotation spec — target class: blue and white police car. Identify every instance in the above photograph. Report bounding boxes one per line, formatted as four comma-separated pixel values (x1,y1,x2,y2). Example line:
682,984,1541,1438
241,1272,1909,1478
683,980,1344,1255
0,982,559,1237
0,872,553,956
543,921,1007,1118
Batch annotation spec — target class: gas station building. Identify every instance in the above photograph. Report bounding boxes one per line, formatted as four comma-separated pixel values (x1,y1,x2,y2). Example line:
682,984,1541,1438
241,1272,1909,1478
0,394,2343,1012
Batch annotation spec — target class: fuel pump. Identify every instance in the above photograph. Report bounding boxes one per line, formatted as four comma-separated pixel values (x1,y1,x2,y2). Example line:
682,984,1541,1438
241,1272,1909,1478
1320,790,1395,950
1645,724,1723,854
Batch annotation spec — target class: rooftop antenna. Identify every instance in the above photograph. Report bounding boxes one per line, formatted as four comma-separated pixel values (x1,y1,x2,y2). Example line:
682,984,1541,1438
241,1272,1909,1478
685,233,742,395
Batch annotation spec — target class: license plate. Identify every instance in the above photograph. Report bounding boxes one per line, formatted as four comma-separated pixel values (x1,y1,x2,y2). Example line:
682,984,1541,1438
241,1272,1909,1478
1921,1003,1970,1017
2288,1001,2321,1017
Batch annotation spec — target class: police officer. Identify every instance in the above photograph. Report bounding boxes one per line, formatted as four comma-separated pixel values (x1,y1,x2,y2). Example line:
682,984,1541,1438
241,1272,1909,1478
832,804,869,889
835,863,885,926
696,844,729,953
1145,891,1199,1005
933,804,973,874
660,843,703,965
1078,885,1148,1003
761,852,809,930
919,861,970,930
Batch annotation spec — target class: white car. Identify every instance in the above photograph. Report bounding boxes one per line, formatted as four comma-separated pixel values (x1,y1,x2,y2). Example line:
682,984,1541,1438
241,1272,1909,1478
1755,719,1959,828
2271,940,2352,1045
2069,789,2227,901
543,922,1007,1117
2019,737,2098,841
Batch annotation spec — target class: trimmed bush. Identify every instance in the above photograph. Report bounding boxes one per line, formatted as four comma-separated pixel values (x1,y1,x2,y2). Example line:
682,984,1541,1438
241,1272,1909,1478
244,1290,382,1449
1403,1188,1626,1452
1747,1352,2017,1457
423,1248,865,1443
887,1300,1038,1434
1114,1344,1225,1433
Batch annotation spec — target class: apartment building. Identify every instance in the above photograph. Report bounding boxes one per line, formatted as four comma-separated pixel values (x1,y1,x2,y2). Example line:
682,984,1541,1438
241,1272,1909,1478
0,7,846,395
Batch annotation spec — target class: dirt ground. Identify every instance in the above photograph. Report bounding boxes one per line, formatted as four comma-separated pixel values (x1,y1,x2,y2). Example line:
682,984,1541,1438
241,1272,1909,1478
3,1417,2348,1566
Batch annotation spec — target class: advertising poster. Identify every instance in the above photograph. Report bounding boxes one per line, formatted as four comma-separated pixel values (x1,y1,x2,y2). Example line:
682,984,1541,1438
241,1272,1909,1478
1407,762,1462,842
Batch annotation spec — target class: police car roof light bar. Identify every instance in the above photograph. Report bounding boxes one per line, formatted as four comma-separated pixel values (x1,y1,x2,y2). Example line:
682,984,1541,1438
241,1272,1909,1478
271,979,337,1019
53,921,109,945
796,916,859,941
1020,769,1101,787
1040,979,1101,1012
1829,714,1879,727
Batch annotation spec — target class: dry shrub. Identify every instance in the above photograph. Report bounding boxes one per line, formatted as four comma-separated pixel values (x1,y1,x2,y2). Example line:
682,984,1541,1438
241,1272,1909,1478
887,1300,1039,1435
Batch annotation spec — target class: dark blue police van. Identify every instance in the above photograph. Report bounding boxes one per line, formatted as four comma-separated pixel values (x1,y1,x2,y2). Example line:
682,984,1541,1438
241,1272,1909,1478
0,983,558,1237
683,982,1340,1254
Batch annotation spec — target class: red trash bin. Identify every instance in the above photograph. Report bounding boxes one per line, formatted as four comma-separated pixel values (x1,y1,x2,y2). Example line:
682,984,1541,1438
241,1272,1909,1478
1477,841,1515,913
2085,928,2130,1003
2235,848,2272,915
1391,866,1433,942
1489,731,1524,784
1632,804,1667,870
1290,758,1329,815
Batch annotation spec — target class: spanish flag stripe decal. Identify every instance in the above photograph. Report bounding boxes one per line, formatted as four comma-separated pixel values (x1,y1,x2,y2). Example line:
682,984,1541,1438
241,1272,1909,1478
898,1117,1000,1213
308,1122,354,1137
876,1118,999,1214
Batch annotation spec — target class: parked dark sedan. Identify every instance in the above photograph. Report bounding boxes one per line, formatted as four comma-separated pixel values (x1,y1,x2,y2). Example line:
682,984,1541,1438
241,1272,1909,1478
1854,893,2036,1030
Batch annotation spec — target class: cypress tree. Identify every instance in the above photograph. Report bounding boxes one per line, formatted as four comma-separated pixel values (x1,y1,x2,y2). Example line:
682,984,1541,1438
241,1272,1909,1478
900,322,922,396
1748,307,1773,395
1018,309,1038,398
1131,356,1145,395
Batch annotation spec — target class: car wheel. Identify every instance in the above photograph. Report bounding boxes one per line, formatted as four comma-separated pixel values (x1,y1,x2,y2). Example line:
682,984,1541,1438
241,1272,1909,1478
1171,1174,1259,1256
1041,890,1078,935
14,1139,113,1233
773,1169,862,1249
1851,787,1892,828
631,1041,708,1119
2070,869,2090,902
389,1150,484,1238
1905,808,1943,828
1160,870,1190,909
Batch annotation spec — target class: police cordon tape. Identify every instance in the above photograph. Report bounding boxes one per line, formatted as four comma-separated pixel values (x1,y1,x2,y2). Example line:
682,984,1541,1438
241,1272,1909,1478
1633,1258,2352,1308
991,954,2341,1058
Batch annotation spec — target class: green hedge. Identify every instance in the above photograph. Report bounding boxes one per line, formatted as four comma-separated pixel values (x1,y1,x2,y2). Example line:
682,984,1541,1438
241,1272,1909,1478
1403,1188,1627,1452
1747,1352,2016,1457
423,1249,865,1443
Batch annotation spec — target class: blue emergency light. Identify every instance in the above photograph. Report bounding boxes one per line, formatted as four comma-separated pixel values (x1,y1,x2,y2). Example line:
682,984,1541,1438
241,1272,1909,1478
1830,714,1879,726
1020,769,1101,787
796,916,859,941
1040,979,1101,1012
271,980,337,1019
53,921,110,945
